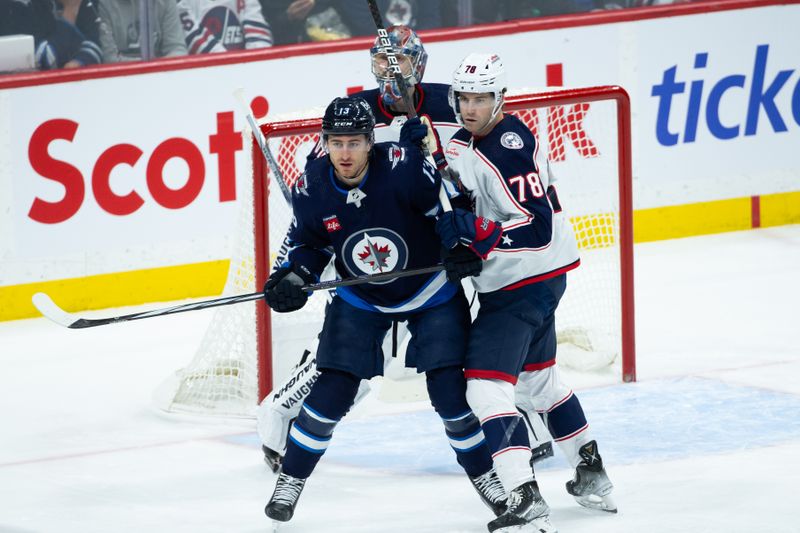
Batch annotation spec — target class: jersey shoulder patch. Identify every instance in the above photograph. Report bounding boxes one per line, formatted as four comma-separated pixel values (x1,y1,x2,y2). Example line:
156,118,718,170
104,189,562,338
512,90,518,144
500,130,525,150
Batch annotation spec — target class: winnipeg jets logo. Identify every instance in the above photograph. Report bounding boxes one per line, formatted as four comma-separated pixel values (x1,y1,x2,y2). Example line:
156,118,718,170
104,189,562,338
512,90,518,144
501,132,524,150
388,144,406,169
341,228,409,283
357,233,392,272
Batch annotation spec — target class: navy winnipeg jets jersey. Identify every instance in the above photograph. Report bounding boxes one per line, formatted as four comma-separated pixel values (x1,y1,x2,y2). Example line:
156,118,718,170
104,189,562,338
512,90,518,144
282,142,455,313
445,114,580,293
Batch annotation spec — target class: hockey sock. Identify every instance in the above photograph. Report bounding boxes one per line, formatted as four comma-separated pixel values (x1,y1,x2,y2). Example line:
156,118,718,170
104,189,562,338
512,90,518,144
466,378,534,491
281,369,360,479
426,366,493,477
547,392,590,468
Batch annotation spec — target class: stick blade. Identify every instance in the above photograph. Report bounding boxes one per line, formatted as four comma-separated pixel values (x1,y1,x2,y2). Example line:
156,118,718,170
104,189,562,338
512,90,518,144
32,292,80,328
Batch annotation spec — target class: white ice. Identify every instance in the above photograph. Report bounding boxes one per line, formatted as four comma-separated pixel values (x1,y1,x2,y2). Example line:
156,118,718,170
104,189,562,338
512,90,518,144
1,225,799,533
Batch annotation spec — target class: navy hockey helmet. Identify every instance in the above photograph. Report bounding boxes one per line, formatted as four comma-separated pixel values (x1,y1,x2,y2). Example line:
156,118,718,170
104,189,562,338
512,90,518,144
321,96,376,144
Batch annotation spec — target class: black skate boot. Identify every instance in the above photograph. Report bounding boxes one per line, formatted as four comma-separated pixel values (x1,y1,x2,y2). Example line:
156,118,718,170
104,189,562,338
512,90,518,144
566,440,616,513
262,445,283,474
265,472,307,522
487,480,556,533
469,467,507,517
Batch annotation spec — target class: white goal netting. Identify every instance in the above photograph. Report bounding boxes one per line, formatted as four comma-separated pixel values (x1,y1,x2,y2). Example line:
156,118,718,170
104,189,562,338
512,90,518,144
155,88,634,417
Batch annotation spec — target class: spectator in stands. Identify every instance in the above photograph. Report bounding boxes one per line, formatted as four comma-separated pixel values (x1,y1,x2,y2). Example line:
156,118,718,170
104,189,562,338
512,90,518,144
335,0,441,35
259,1,349,45
98,0,187,62
260,0,440,46
178,0,273,54
1,0,102,69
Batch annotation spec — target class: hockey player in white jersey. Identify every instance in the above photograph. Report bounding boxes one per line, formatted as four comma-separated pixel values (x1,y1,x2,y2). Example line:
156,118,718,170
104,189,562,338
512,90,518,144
436,53,617,532
177,0,273,54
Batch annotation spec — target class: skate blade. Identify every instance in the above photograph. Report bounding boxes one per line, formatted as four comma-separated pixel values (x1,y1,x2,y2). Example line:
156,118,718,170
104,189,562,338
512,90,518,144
492,516,558,533
574,493,618,513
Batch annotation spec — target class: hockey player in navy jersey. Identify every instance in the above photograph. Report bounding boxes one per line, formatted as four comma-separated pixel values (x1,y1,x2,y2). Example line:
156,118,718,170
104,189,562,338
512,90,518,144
436,53,617,532
262,96,506,525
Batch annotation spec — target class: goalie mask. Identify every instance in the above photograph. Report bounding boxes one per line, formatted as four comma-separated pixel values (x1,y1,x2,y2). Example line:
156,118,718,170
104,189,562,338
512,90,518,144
449,53,508,127
369,24,428,106
321,96,376,144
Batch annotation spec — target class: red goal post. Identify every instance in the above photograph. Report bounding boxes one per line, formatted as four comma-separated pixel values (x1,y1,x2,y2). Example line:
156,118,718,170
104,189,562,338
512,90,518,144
252,86,636,402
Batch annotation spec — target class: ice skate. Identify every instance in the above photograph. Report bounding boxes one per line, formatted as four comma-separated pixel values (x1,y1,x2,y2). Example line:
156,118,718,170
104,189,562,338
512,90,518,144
265,472,306,523
565,440,617,513
469,467,507,517
487,480,556,533
262,445,283,474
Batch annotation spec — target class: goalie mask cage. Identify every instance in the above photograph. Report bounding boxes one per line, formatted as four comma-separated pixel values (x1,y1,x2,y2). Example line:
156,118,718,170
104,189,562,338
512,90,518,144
154,86,635,418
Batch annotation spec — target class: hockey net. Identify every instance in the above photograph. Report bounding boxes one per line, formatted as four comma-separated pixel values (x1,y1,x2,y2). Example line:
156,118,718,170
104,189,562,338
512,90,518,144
154,87,635,418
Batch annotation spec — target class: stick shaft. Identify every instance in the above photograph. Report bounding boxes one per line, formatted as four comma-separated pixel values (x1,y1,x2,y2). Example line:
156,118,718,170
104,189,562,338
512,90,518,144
33,265,444,329
233,88,293,205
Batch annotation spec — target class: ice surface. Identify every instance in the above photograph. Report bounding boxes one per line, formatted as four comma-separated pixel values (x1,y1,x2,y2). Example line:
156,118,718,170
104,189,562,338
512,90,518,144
1,226,798,533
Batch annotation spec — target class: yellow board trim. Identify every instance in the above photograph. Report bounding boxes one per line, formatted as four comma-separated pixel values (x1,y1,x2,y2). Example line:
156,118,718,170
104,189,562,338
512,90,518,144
761,191,800,228
633,197,752,243
2,190,798,322
1,261,229,321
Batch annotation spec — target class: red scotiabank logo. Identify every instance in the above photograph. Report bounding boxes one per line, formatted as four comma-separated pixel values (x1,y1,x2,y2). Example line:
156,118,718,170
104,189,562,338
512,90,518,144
26,111,243,224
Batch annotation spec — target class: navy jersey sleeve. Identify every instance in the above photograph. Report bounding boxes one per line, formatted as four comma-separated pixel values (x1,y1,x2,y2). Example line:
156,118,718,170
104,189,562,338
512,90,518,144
477,116,555,250
398,143,443,216
278,165,334,278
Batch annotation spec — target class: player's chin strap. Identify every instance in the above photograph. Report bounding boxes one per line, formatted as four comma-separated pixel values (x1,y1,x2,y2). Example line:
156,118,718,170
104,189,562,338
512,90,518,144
366,0,452,214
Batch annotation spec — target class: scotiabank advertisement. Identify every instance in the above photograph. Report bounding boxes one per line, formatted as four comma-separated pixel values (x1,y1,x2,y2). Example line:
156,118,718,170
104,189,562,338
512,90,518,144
1,1,798,318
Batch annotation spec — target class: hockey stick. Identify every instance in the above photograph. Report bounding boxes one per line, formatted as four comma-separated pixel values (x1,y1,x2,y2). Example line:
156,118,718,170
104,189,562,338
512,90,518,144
366,0,452,213
233,87,293,205
32,264,444,329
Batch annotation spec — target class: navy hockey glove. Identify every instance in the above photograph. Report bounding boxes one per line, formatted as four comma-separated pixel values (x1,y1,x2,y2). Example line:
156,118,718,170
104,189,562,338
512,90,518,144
399,117,428,146
436,208,503,260
263,264,315,313
441,245,482,283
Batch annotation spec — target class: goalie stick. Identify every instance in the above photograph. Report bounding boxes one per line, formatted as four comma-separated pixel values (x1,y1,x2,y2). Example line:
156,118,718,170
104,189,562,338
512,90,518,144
366,0,452,213
32,264,444,329
233,87,293,205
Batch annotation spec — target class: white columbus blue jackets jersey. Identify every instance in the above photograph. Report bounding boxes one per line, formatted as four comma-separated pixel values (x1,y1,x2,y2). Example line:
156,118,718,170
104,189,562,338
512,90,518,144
444,114,580,293
281,142,455,313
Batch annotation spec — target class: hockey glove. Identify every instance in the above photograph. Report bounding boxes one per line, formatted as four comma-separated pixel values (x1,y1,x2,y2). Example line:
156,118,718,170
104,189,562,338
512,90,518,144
436,209,503,260
441,245,482,283
263,264,315,313
420,115,448,171
399,116,428,146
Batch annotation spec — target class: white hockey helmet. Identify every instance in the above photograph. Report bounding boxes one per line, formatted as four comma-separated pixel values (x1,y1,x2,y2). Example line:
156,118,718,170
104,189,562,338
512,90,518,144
448,53,508,126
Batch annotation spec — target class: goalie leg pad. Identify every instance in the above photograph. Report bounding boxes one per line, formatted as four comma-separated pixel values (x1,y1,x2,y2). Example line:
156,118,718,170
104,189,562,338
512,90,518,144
426,365,492,477
257,354,320,454
281,369,360,479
